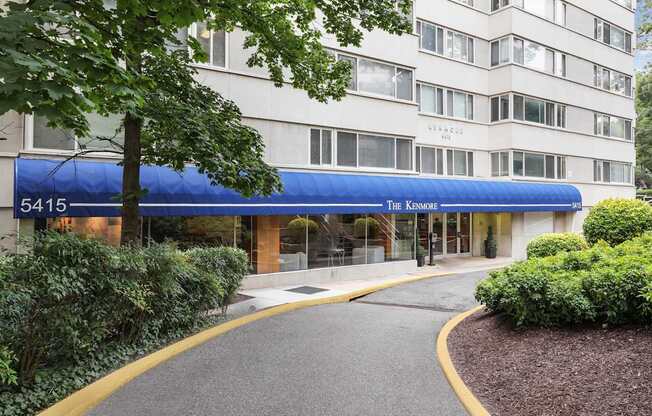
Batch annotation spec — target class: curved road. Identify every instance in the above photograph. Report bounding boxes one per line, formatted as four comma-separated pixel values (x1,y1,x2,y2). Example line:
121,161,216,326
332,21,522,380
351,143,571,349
89,271,488,416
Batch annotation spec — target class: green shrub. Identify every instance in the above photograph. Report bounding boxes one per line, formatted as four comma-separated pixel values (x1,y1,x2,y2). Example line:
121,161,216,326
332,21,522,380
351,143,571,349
583,198,652,246
287,217,318,241
476,257,595,326
353,217,380,238
0,346,17,386
0,231,248,389
186,246,248,310
526,233,588,258
476,234,652,327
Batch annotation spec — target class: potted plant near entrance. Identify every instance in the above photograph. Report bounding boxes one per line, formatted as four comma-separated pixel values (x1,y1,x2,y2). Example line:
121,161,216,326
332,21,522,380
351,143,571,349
416,244,427,267
484,226,497,259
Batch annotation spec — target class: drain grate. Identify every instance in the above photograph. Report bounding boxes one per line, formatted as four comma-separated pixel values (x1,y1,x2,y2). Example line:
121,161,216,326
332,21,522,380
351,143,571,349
285,286,329,295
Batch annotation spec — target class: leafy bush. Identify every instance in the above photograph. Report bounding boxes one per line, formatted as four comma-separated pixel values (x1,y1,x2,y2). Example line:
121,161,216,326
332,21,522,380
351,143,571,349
0,231,248,390
526,233,588,258
583,198,652,246
476,234,652,327
0,346,17,386
353,217,380,238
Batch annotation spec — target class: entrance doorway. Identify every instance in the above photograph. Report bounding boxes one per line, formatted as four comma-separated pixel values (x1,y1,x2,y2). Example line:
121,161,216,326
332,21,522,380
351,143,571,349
417,213,472,263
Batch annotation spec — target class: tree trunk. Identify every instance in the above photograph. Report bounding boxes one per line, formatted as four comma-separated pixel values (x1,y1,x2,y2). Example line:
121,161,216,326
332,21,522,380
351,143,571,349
120,111,142,246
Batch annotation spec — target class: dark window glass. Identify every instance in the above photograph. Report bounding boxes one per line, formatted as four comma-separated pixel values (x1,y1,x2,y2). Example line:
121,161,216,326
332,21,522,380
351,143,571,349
310,129,321,165
545,155,555,178
337,132,357,167
491,97,500,122
514,95,524,120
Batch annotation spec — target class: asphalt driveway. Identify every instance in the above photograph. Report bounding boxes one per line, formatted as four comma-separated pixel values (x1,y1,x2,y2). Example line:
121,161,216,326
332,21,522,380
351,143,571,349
89,271,489,416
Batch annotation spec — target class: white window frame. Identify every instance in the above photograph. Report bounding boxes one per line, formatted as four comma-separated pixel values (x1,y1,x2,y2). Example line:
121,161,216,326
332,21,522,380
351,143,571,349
334,130,414,172
446,148,475,177
491,151,511,177
593,64,632,97
415,145,445,176
309,128,334,167
512,94,566,129
513,150,566,180
336,53,414,102
594,18,632,53
24,114,123,155
189,22,229,69
417,82,474,121
594,113,633,141
593,159,633,184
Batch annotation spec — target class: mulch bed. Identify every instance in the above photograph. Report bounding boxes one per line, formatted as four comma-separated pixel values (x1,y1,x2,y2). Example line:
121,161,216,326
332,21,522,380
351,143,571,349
448,311,652,416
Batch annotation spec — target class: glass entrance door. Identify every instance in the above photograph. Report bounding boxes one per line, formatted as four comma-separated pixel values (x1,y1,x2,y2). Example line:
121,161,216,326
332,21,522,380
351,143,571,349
443,213,472,256
446,213,458,255
431,213,444,257
459,213,471,254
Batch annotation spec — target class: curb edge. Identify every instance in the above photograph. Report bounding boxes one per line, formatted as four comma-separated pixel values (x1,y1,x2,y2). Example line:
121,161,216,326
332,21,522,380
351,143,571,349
436,305,491,416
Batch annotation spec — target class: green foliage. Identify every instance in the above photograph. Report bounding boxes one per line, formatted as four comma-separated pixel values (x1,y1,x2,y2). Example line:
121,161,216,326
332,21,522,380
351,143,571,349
0,346,17,386
353,217,380,239
526,233,589,258
476,234,652,327
287,217,319,241
583,198,652,246
637,70,652,186
0,232,247,390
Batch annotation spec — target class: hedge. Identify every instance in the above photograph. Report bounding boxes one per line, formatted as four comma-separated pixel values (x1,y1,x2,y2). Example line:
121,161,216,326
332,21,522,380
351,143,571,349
583,198,652,246
476,233,652,327
526,233,588,259
0,232,248,415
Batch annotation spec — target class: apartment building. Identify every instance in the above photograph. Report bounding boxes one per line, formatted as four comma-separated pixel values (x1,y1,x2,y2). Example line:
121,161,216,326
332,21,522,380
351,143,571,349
1,0,636,287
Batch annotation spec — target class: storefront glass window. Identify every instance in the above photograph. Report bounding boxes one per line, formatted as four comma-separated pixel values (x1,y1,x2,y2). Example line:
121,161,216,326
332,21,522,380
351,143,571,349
307,214,366,269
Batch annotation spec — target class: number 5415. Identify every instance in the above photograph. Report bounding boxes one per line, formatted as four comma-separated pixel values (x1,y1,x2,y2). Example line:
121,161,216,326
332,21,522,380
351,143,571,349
20,198,67,214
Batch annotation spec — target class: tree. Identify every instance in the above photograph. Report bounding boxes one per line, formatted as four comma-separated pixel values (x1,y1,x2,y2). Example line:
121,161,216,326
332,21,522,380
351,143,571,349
0,0,413,245
638,1,652,186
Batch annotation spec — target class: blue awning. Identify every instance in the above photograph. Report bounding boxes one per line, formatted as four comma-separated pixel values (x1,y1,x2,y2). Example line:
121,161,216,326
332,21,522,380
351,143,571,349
13,158,582,218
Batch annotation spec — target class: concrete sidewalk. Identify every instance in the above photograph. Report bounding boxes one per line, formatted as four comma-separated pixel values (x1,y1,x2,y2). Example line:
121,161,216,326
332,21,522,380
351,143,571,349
88,270,497,416
227,256,513,318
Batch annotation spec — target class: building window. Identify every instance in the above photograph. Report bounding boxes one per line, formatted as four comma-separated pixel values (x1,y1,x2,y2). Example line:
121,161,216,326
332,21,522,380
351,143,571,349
417,21,475,64
513,94,566,128
594,160,633,184
446,149,474,177
457,0,475,6
417,84,473,121
511,0,567,24
30,113,124,152
594,18,632,53
491,37,511,66
416,146,445,175
512,38,566,77
594,113,633,141
491,151,510,177
593,65,632,97
612,0,633,9
191,22,226,68
336,131,413,171
310,129,333,166
491,95,510,122
513,151,566,179
491,0,510,12
416,84,444,115
337,54,413,101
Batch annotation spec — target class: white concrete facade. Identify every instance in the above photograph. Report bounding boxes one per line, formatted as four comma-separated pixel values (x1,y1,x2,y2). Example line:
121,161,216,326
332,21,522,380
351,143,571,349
0,0,636,265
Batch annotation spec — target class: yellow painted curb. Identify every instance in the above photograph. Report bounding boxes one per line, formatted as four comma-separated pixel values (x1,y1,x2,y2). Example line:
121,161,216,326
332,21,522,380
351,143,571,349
39,271,454,416
437,305,490,416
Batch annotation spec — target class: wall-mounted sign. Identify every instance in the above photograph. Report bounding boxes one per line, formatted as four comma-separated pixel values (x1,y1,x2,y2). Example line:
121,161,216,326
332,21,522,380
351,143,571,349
427,124,464,140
